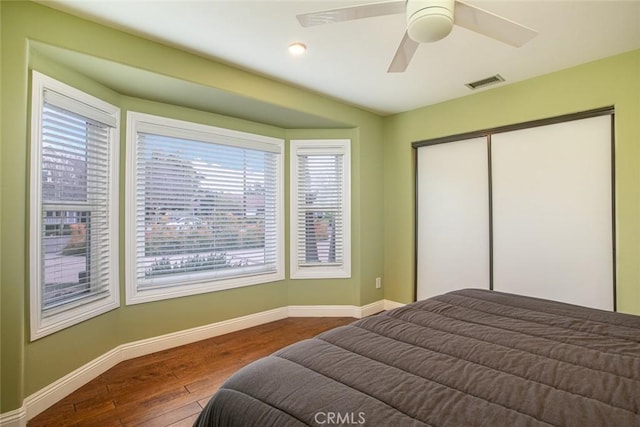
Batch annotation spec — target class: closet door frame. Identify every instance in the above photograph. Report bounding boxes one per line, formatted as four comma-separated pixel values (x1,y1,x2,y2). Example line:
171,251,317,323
412,106,616,309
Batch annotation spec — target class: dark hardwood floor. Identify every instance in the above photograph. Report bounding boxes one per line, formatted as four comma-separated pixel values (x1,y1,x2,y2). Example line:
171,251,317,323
29,317,355,427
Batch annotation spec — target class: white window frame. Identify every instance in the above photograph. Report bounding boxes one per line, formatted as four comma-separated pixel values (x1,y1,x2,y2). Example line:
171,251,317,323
125,112,285,305
29,71,120,340
290,139,351,279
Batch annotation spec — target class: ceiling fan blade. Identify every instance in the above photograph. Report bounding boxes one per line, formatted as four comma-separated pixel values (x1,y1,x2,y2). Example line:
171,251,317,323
454,0,537,47
297,1,405,27
388,32,420,73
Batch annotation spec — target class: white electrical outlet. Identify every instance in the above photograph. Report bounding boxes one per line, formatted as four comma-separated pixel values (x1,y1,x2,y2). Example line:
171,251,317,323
375,277,382,289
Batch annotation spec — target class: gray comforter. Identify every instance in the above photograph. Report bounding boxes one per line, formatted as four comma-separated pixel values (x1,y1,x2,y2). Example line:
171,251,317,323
195,289,640,426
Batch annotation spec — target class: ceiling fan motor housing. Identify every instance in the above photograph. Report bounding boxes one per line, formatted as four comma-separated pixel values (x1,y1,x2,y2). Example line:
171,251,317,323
407,0,455,43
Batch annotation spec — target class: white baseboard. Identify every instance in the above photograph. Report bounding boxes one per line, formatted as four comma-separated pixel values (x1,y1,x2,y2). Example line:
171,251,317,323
360,300,387,317
0,408,26,427
24,345,123,421
287,301,385,318
11,307,288,426
288,304,358,317
384,299,406,310
287,299,403,319
0,300,405,425
119,307,288,361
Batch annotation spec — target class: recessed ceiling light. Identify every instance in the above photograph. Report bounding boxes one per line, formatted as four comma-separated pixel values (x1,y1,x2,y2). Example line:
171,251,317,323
288,42,307,56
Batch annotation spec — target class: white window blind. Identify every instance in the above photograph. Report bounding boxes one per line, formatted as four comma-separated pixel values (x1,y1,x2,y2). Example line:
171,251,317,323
290,140,351,279
126,112,284,304
30,71,120,340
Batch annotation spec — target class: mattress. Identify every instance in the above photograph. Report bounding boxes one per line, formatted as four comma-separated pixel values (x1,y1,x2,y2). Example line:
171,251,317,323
195,289,640,426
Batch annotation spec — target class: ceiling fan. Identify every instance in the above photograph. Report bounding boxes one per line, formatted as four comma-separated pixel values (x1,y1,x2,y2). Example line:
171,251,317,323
297,0,537,73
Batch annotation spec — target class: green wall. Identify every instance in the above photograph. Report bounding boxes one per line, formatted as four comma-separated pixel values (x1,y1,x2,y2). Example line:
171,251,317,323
0,1,384,412
382,50,640,314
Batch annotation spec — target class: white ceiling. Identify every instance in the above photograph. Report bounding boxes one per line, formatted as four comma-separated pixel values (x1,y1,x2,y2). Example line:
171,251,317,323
44,0,640,115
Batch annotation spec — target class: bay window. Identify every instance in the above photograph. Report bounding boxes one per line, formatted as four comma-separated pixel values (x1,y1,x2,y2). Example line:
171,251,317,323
125,112,284,304
29,71,120,340
290,139,351,279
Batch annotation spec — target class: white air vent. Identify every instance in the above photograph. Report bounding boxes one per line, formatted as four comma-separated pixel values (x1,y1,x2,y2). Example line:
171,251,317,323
465,74,505,90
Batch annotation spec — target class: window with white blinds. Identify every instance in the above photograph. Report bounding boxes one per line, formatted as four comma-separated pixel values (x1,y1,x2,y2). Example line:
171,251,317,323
125,112,284,304
29,71,120,340
290,139,351,279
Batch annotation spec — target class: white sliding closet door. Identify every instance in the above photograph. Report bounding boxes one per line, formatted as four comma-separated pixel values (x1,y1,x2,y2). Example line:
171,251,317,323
417,138,490,300
491,115,613,310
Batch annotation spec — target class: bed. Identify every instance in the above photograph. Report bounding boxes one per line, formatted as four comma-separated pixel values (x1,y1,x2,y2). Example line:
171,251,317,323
195,289,640,426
